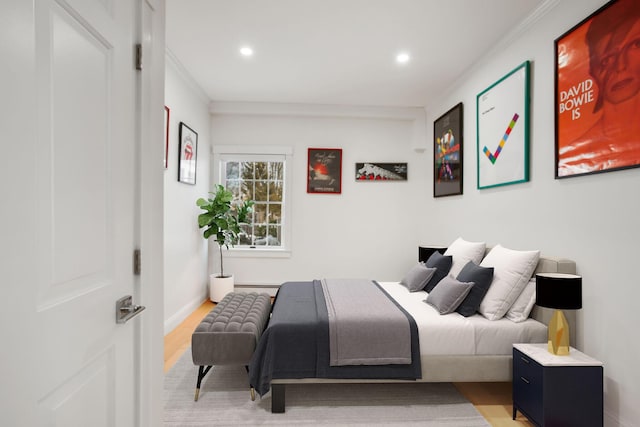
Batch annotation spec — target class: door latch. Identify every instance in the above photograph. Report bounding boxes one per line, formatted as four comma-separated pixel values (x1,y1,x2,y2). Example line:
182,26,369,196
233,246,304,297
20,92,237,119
116,295,145,324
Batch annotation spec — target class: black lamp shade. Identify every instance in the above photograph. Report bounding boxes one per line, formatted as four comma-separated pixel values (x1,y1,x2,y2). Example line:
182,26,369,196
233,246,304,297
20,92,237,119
536,273,582,309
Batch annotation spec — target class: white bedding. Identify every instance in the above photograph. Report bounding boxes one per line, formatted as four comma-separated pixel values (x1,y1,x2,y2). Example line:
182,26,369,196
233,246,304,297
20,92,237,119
379,281,547,356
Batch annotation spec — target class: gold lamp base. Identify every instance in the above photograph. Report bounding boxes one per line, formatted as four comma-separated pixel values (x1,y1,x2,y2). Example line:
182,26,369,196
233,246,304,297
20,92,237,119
548,309,570,355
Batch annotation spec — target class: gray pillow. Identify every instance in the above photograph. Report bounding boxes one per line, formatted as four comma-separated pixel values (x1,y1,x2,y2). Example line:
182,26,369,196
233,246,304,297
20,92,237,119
425,276,474,314
455,261,494,317
423,251,453,292
401,264,437,292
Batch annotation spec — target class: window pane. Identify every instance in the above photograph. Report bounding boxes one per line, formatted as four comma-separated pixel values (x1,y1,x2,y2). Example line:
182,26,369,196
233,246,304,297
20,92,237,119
269,162,283,180
238,224,252,245
241,162,254,180
226,161,240,179
226,179,241,197
254,203,267,223
268,204,281,224
254,162,268,180
241,180,255,201
267,226,281,246
268,181,283,201
254,225,266,244
254,181,268,201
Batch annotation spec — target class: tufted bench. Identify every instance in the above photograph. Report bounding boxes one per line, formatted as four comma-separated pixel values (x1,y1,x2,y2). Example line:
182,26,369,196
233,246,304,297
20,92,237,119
191,291,271,401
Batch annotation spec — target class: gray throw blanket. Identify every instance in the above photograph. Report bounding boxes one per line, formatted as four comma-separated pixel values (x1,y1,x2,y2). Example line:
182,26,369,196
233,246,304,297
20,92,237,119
321,278,411,366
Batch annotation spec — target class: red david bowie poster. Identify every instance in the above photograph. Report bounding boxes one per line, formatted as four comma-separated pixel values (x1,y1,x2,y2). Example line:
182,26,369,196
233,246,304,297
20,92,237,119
555,0,640,178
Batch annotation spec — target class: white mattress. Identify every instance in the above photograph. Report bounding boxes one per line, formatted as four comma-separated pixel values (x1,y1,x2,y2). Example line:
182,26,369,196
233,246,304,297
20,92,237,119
379,282,547,356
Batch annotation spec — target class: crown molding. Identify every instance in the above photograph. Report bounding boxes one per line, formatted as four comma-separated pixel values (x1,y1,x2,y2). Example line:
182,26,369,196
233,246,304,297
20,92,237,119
433,0,561,107
165,47,211,105
210,101,427,151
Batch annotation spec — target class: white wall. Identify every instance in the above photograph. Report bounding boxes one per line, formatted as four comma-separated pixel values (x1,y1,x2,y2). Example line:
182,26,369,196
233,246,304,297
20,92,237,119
210,107,428,287
163,55,211,333
425,1,639,425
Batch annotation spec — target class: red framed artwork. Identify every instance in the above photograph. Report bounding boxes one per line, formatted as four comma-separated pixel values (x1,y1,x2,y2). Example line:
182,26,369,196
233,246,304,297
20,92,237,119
555,0,640,178
307,148,342,194
164,106,170,169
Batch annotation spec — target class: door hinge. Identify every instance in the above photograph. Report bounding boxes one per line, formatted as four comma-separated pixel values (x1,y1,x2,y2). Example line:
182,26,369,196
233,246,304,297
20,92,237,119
133,249,141,275
135,43,143,71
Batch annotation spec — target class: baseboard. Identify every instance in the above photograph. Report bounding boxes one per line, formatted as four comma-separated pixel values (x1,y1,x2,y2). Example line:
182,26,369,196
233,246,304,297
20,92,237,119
164,294,208,335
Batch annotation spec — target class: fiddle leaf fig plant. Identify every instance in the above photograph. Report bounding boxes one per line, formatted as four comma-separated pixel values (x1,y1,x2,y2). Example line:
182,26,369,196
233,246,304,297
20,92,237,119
196,184,254,278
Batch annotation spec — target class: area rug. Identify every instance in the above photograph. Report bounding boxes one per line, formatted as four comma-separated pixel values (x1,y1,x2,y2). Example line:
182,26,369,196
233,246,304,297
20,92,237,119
164,349,489,426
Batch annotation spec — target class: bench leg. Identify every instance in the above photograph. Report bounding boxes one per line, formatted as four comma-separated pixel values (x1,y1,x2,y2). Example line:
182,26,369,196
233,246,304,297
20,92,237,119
271,384,285,413
194,365,212,401
244,366,256,401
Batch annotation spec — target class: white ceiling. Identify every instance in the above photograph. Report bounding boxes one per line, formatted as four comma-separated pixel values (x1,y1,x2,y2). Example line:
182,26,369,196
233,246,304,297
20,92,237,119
165,0,547,109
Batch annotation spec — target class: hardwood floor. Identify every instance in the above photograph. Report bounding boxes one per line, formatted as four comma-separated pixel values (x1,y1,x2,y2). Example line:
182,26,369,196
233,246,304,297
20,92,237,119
164,300,533,426
164,300,215,373
454,382,533,427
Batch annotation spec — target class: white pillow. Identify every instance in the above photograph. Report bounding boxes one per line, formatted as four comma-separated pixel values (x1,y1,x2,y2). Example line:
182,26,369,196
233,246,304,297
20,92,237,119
444,237,486,278
478,244,540,320
505,278,536,322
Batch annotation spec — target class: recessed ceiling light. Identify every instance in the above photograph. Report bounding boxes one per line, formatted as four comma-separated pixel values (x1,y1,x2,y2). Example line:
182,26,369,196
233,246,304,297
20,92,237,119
239,46,254,57
396,52,410,64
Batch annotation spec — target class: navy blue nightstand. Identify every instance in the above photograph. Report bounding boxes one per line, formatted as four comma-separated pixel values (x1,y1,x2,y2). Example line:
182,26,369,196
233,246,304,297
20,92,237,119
513,343,603,427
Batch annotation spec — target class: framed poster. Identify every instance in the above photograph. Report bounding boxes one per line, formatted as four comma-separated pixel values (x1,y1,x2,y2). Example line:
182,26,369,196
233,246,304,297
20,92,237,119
476,61,530,189
355,163,407,181
433,102,463,197
307,148,342,194
555,0,640,178
164,106,170,169
178,122,197,185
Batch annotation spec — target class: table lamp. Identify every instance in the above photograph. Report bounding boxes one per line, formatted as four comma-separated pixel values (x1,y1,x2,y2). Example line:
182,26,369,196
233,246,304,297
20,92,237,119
535,273,582,356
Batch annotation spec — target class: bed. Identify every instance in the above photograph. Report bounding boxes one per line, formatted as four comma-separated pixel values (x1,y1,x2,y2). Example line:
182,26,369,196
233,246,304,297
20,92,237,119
248,242,577,413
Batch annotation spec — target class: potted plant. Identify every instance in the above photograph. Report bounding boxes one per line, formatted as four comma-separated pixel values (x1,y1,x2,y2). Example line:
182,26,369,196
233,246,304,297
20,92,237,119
196,184,253,302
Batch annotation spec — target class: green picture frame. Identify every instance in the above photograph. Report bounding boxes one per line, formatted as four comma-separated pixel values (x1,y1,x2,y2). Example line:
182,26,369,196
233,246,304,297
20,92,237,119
476,61,530,189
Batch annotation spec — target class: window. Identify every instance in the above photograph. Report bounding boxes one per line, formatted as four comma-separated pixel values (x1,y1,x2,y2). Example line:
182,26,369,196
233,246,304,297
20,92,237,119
214,146,292,254
224,159,283,247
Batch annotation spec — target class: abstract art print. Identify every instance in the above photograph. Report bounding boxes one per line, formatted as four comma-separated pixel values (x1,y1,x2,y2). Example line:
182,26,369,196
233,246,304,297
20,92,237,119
178,122,197,185
433,103,463,197
476,61,530,189
307,148,342,194
355,163,407,181
555,0,640,178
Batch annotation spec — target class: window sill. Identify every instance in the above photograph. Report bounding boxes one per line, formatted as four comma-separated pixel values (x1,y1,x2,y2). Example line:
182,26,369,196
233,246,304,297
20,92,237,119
226,248,291,259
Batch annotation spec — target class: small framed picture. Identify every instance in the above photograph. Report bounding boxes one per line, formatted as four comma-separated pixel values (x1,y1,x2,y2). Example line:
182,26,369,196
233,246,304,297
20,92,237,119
476,61,530,189
433,103,463,197
164,106,170,169
307,148,342,194
178,122,197,185
355,163,407,181
555,0,640,178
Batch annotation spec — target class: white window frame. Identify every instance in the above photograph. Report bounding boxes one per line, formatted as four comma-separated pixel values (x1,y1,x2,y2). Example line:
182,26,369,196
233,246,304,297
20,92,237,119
212,145,293,258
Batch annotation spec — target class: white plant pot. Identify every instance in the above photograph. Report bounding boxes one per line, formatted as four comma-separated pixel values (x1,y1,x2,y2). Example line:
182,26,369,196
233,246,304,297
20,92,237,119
210,274,234,302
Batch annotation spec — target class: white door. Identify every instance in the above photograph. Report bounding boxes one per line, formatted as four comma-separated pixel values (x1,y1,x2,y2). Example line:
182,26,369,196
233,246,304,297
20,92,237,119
0,0,153,425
